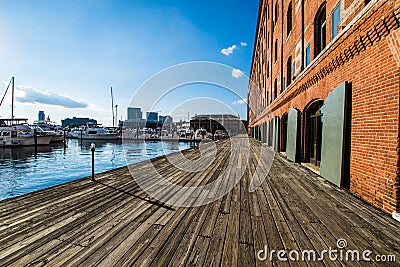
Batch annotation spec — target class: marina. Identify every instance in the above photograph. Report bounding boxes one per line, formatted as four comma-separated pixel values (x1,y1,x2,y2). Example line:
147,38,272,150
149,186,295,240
0,139,191,201
0,137,398,266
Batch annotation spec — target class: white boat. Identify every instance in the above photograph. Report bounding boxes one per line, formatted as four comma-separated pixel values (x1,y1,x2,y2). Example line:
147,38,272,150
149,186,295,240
68,124,120,140
51,126,65,143
0,77,52,146
32,123,64,143
0,121,53,146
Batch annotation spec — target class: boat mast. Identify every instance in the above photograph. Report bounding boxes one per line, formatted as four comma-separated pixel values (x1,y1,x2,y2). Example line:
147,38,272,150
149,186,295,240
115,104,118,128
11,77,14,122
111,87,115,127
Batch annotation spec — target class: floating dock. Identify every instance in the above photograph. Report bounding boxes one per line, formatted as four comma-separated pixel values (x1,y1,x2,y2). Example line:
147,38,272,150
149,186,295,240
0,137,399,266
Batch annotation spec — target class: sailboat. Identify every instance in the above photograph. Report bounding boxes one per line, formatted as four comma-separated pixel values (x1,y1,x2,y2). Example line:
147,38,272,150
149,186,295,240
67,87,120,140
0,77,52,146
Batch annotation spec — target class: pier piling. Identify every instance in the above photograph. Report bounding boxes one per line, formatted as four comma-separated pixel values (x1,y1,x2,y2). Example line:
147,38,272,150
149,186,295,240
33,128,38,151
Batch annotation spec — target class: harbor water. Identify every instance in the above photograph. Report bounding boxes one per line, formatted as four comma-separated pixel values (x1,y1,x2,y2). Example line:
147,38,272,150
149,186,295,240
0,139,191,200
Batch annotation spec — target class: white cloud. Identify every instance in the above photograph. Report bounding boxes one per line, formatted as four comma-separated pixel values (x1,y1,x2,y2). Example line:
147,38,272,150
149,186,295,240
233,99,247,105
221,45,237,56
240,42,247,47
14,84,88,108
231,68,244,79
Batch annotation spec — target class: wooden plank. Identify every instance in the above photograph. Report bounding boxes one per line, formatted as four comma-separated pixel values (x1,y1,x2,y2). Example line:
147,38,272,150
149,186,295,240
150,206,205,266
126,207,190,266
273,156,392,261
167,194,211,266
221,182,241,266
203,212,229,266
87,209,166,267
186,236,210,266
9,192,146,266
238,242,256,267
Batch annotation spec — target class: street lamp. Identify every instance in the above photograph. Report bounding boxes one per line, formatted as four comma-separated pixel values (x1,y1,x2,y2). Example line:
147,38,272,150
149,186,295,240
90,143,96,181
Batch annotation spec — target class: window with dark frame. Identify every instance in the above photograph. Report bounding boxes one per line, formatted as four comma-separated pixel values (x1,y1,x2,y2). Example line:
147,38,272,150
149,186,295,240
287,2,292,37
274,2,278,27
286,56,292,87
306,44,311,66
274,39,278,63
331,3,341,39
283,77,286,92
293,60,296,78
314,3,327,57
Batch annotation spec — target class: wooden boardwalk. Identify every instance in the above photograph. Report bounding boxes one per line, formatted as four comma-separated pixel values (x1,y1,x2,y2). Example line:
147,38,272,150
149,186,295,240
0,137,399,266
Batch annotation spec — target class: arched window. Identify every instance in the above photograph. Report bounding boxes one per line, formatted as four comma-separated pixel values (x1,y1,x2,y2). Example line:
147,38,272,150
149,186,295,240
286,56,292,87
314,3,326,57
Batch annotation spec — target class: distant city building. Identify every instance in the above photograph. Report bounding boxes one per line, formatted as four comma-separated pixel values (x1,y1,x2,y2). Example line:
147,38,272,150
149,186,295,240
38,111,45,121
190,114,245,135
159,115,173,125
127,107,142,121
146,112,158,122
123,119,146,129
61,117,97,128
124,114,173,130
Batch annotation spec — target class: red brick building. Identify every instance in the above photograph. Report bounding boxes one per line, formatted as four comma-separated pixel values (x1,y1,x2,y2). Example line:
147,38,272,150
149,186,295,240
248,0,400,215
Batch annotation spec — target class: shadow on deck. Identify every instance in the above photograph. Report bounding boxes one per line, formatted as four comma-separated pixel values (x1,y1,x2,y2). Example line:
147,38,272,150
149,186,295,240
0,136,398,266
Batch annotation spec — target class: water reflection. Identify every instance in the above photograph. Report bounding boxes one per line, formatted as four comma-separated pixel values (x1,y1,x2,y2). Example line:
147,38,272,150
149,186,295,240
0,146,52,164
0,139,190,200
78,139,122,150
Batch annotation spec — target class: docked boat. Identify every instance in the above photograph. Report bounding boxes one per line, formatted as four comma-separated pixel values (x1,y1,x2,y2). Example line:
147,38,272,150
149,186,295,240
0,120,53,146
68,124,120,140
32,123,64,143
0,77,52,146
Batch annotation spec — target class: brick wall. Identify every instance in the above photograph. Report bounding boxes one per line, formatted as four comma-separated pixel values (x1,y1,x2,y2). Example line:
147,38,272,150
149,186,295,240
249,0,400,213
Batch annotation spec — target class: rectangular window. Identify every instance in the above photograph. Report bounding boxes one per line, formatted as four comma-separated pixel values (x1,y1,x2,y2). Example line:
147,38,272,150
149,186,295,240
293,60,296,78
283,77,286,91
274,2,278,27
305,44,311,67
331,4,341,39
287,2,292,36
274,40,278,63
286,57,292,87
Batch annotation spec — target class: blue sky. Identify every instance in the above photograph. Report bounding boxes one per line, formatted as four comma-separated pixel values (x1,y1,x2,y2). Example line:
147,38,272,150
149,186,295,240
0,0,259,125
